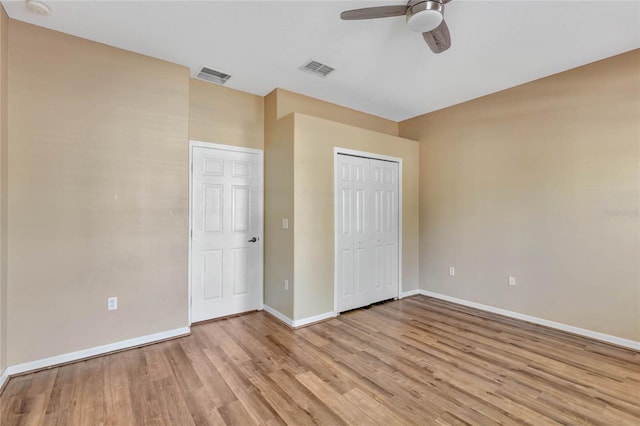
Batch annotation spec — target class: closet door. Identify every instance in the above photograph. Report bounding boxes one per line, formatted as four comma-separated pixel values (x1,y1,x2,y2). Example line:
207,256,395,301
336,153,400,313
336,155,371,312
371,159,399,301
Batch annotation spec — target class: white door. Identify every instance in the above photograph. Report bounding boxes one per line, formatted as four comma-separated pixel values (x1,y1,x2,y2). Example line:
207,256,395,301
191,144,263,322
336,155,370,311
336,153,399,313
371,159,399,301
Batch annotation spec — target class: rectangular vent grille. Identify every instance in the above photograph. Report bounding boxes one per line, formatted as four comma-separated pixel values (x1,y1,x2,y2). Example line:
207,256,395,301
196,66,231,85
299,60,336,78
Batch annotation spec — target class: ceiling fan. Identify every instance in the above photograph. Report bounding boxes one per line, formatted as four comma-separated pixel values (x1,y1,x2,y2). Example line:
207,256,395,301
340,0,453,54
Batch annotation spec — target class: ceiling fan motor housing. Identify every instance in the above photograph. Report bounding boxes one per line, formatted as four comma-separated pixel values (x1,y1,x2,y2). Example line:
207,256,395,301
406,0,444,33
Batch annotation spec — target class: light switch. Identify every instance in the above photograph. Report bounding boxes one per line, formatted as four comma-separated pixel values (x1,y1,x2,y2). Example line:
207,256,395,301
282,219,289,229
107,297,118,311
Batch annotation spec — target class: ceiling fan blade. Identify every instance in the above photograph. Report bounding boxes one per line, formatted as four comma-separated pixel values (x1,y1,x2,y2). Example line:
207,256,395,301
340,5,408,20
422,20,451,54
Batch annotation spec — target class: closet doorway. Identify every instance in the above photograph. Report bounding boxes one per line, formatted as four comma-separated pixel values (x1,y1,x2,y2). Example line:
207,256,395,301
334,148,401,313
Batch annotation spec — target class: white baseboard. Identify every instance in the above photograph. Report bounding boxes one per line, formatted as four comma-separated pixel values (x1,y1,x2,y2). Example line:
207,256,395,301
400,289,420,299
418,290,640,351
6,326,191,377
263,304,294,327
293,311,336,327
263,305,335,328
0,367,9,391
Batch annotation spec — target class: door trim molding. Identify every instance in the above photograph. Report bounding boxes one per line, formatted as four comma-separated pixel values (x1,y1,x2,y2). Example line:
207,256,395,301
333,147,403,316
0,368,9,393
188,140,264,326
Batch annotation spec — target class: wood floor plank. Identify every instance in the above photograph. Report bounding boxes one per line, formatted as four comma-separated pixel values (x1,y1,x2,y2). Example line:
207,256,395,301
295,371,376,425
217,399,255,425
203,347,284,425
154,376,196,426
1,295,639,425
267,367,347,426
240,366,317,426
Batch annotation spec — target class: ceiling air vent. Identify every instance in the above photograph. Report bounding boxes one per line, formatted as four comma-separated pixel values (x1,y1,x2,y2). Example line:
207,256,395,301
299,60,336,78
195,66,231,85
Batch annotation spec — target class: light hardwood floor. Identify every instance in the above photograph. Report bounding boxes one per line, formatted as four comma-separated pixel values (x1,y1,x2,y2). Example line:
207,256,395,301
1,295,639,425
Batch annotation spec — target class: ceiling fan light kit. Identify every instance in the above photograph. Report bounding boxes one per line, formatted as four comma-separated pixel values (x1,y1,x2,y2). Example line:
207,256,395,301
407,1,444,33
25,0,51,16
340,0,452,54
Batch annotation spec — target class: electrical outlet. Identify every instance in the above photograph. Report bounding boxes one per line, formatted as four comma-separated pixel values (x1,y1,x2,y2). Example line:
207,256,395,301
107,296,118,311
449,266,455,277
282,219,289,230
284,279,289,290
508,276,516,286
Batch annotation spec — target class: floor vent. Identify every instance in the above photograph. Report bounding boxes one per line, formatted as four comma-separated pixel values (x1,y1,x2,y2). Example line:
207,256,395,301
195,66,231,85
299,60,336,78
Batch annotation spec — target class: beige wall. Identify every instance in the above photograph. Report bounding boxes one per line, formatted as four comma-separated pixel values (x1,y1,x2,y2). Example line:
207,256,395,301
7,21,190,365
274,89,398,137
2,12,636,372
189,78,264,149
0,4,8,373
400,50,640,341
263,91,295,317
293,114,419,320
264,88,417,321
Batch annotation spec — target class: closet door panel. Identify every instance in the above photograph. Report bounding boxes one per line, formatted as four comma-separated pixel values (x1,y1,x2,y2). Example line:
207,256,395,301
336,155,356,312
336,154,399,313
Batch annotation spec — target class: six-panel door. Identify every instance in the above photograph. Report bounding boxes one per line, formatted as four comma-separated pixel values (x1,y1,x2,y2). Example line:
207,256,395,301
336,154,399,313
191,146,262,322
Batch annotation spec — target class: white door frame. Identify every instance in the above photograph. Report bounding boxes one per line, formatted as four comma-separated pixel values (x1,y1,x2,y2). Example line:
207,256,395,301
188,140,264,325
333,147,403,316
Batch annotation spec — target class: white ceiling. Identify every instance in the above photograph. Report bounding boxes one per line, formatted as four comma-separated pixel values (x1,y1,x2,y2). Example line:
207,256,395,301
3,0,639,121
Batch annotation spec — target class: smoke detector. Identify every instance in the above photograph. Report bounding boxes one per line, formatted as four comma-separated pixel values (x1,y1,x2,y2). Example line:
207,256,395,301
25,0,51,16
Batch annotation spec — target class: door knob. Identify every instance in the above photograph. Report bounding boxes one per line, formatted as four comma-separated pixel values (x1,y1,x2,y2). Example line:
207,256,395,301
248,237,258,243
